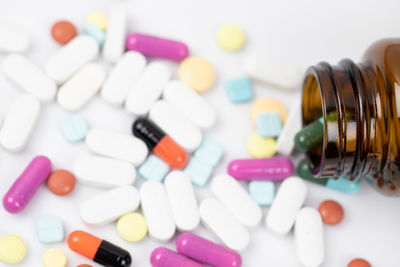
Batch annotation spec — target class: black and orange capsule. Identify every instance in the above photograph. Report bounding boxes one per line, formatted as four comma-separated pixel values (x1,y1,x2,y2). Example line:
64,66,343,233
132,118,188,169
67,230,131,267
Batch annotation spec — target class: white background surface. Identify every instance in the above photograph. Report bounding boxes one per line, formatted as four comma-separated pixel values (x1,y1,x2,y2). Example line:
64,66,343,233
1,0,400,266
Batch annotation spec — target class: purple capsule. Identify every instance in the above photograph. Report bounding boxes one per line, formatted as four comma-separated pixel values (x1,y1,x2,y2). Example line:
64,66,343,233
227,157,293,181
151,247,204,267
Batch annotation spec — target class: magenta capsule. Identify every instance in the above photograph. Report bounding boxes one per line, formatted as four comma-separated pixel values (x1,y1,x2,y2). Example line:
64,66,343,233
176,233,242,267
151,247,204,267
3,156,52,213
126,33,189,61
227,157,293,181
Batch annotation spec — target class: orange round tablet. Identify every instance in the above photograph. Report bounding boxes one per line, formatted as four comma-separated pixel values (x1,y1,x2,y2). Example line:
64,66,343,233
347,258,371,267
318,200,344,225
47,169,76,196
51,20,77,45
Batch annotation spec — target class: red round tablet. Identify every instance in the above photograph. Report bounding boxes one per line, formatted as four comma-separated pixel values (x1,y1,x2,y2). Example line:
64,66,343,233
318,200,344,225
77,265,92,267
47,169,76,196
51,20,77,45
347,258,371,267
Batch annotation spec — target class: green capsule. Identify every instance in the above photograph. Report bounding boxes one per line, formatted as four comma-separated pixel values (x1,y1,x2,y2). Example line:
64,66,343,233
294,117,324,152
296,159,328,185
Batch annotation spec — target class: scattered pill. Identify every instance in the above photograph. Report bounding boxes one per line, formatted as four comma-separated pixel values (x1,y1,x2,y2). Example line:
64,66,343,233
43,248,67,267
103,7,126,63
226,77,253,103
217,24,245,52
184,157,214,186
126,33,189,61
179,56,215,93
151,247,204,267
117,212,147,242
3,156,52,213
247,133,277,158
276,99,302,155
0,23,30,53
138,155,170,182
249,181,275,206
68,230,131,267
37,218,64,244
347,258,371,267
0,234,26,264
86,11,107,31
256,112,282,137
294,117,324,152
318,200,344,225
193,138,223,167
51,20,77,45
47,169,76,196
60,115,89,143
250,97,287,125
77,265,92,267
83,23,105,46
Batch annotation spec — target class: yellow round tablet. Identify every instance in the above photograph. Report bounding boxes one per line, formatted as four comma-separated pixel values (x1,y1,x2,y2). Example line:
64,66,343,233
178,56,216,93
248,133,277,158
250,98,287,126
43,248,67,267
217,24,245,51
117,212,147,242
86,11,108,31
0,234,27,264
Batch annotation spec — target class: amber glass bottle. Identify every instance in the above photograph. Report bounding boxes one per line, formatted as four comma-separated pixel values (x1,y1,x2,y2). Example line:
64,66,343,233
302,38,400,196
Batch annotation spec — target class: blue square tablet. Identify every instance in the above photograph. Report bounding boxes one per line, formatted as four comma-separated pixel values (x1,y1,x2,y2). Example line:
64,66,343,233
37,218,64,244
138,155,170,182
256,112,282,138
326,176,361,194
194,139,224,167
60,115,89,143
226,77,253,103
249,181,275,206
184,157,214,186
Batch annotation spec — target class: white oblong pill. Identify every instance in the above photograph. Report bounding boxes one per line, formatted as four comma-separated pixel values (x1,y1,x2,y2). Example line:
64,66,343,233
265,177,307,235
295,207,324,267
45,35,99,84
102,7,127,63
86,128,148,166
211,174,262,228
244,54,304,90
199,198,250,251
125,61,171,115
2,54,57,102
74,155,136,188
101,52,146,106
0,23,30,53
80,186,140,226
140,181,176,242
149,100,202,151
0,94,40,152
163,80,216,129
57,63,105,111
164,171,200,232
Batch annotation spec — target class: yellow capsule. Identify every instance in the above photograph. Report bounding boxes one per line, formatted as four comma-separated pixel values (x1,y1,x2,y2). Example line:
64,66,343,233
217,24,245,51
250,98,287,126
178,56,216,93
86,11,108,31
247,133,277,158
117,212,148,242
0,234,26,264
43,248,67,267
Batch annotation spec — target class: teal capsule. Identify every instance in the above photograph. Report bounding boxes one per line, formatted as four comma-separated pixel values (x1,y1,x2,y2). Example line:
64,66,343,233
294,117,324,152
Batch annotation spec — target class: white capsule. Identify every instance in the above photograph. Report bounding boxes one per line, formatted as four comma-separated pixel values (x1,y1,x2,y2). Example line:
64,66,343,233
295,207,324,267
0,23,30,53
163,80,216,129
211,174,262,228
0,94,40,152
164,171,200,232
57,63,105,111
45,35,99,84
2,54,56,102
80,186,140,226
102,7,127,63
140,181,176,242
149,100,202,151
199,198,250,251
86,128,148,166
125,61,171,115
265,177,307,235
74,155,136,188
101,52,146,106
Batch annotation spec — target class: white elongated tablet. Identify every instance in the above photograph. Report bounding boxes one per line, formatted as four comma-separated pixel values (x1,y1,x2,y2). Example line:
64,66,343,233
125,61,171,115
0,23,30,53
164,171,200,231
74,155,136,188
265,177,307,235
149,100,202,151
80,186,140,226
57,63,105,111
295,207,324,267
163,80,216,129
140,181,176,242
0,94,40,152
102,7,127,63
45,35,99,84
200,198,250,251
244,54,304,90
211,174,262,228
86,128,148,166
2,54,57,102
101,52,146,106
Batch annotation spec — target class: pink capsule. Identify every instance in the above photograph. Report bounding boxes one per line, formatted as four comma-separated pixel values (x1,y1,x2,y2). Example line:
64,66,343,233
176,233,242,267
151,247,204,267
126,33,189,62
227,157,293,181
